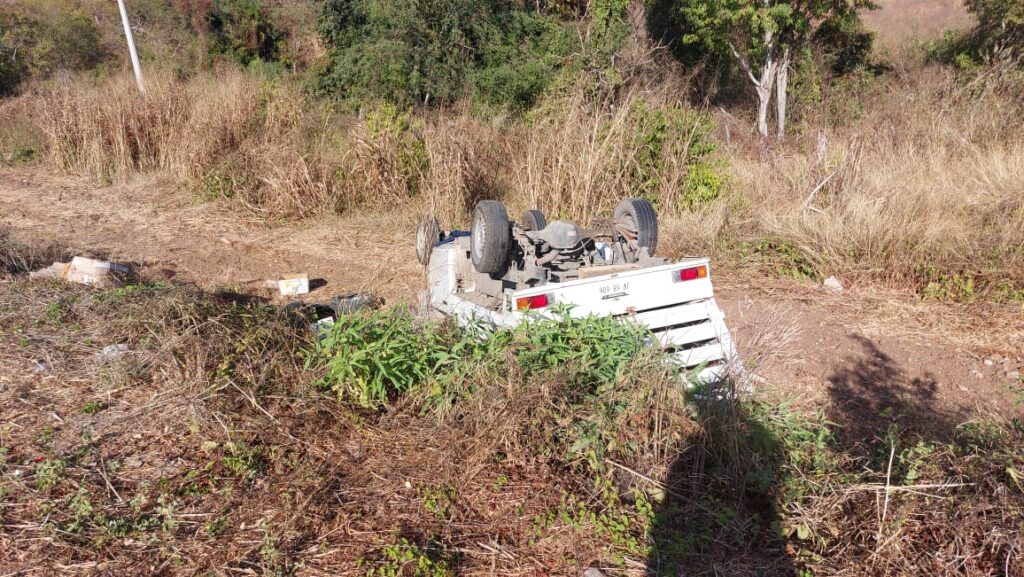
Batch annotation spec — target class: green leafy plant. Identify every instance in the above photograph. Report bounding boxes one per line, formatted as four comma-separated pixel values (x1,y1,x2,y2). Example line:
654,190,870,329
0,5,104,95
360,537,452,577
35,458,66,491
80,401,102,415
221,441,265,481
625,101,726,209
929,0,1022,68
314,0,594,111
750,239,819,281
420,483,458,520
659,0,875,139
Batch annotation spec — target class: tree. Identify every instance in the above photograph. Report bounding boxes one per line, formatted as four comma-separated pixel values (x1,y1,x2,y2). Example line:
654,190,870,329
315,0,583,110
672,0,874,142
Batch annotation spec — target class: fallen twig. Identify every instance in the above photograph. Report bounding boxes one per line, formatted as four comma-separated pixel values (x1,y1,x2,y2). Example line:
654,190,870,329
802,169,839,214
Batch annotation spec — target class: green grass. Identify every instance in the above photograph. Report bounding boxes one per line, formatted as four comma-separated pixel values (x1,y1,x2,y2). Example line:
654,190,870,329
305,306,653,410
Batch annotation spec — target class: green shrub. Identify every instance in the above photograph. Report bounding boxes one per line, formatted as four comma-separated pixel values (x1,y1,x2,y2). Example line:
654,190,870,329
206,0,285,66
305,306,654,410
305,309,487,408
0,41,27,96
0,5,104,94
930,0,1023,67
314,0,605,111
364,103,429,192
315,0,494,106
626,101,726,209
360,537,452,577
471,10,576,111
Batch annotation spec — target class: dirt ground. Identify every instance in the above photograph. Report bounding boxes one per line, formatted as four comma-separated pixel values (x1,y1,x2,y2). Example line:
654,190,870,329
2,167,1022,428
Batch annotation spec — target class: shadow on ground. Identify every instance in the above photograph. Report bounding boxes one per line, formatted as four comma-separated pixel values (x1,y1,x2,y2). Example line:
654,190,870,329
646,395,797,576
826,334,964,455
645,334,971,575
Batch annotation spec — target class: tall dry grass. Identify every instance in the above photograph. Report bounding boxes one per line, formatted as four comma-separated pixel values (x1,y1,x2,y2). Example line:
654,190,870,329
727,65,1024,294
32,70,347,217
14,59,1024,296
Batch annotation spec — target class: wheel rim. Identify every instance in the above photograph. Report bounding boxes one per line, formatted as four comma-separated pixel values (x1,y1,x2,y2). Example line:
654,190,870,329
623,214,636,233
472,212,484,260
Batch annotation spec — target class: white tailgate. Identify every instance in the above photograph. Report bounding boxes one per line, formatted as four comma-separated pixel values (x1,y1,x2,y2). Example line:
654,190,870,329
512,260,742,385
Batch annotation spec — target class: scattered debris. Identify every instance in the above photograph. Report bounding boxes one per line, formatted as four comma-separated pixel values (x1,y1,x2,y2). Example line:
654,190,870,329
328,292,383,315
583,568,608,577
271,273,310,296
100,343,129,360
282,294,383,336
31,360,51,374
310,316,335,334
29,256,129,288
823,276,844,292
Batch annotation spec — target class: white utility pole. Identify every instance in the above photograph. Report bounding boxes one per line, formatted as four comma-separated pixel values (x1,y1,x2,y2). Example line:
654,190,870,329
116,0,146,94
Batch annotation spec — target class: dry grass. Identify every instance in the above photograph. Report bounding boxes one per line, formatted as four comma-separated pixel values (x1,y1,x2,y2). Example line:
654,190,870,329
863,0,973,46
725,63,1024,294
31,70,349,217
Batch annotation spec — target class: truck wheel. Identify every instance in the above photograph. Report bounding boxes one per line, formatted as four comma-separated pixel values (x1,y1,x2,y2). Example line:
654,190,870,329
416,215,441,265
614,198,658,256
520,209,547,231
471,200,511,274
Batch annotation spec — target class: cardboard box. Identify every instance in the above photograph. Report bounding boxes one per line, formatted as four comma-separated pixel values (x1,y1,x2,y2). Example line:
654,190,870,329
30,257,128,288
277,273,309,296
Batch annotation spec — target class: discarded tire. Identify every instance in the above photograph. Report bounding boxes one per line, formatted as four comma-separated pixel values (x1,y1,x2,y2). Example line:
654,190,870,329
614,197,658,256
471,200,511,274
416,215,441,265
520,209,547,231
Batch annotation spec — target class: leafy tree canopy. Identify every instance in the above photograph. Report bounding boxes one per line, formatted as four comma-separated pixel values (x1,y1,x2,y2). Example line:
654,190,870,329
206,0,286,66
671,0,874,63
314,0,630,110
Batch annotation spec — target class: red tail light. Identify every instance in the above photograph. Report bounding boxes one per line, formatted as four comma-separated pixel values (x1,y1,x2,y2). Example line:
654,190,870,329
516,293,551,311
676,265,708,282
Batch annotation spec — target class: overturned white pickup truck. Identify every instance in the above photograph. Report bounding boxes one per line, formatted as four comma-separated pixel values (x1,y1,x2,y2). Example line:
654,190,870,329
417,198,742,386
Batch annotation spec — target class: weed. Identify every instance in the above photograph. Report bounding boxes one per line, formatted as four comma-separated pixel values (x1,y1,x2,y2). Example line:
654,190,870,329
205,515,228,538
420,484,458,520
155,494,177,532
80,401,102,415
360,537,452,577
35,458,65,491
36,426,54,448
221,441,265,482
749,240,820,281
920,269,978,303
64,489,94,533
177,463,217,497
534,482,654,564
260,526,281,564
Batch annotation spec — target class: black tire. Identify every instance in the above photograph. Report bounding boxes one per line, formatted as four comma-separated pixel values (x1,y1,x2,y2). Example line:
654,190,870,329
471,200,511,274
614,198,658,256
520,209,547,231
416,215,441,265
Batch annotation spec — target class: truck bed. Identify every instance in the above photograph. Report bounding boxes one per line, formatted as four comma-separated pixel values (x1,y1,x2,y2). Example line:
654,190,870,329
426,237,742,386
